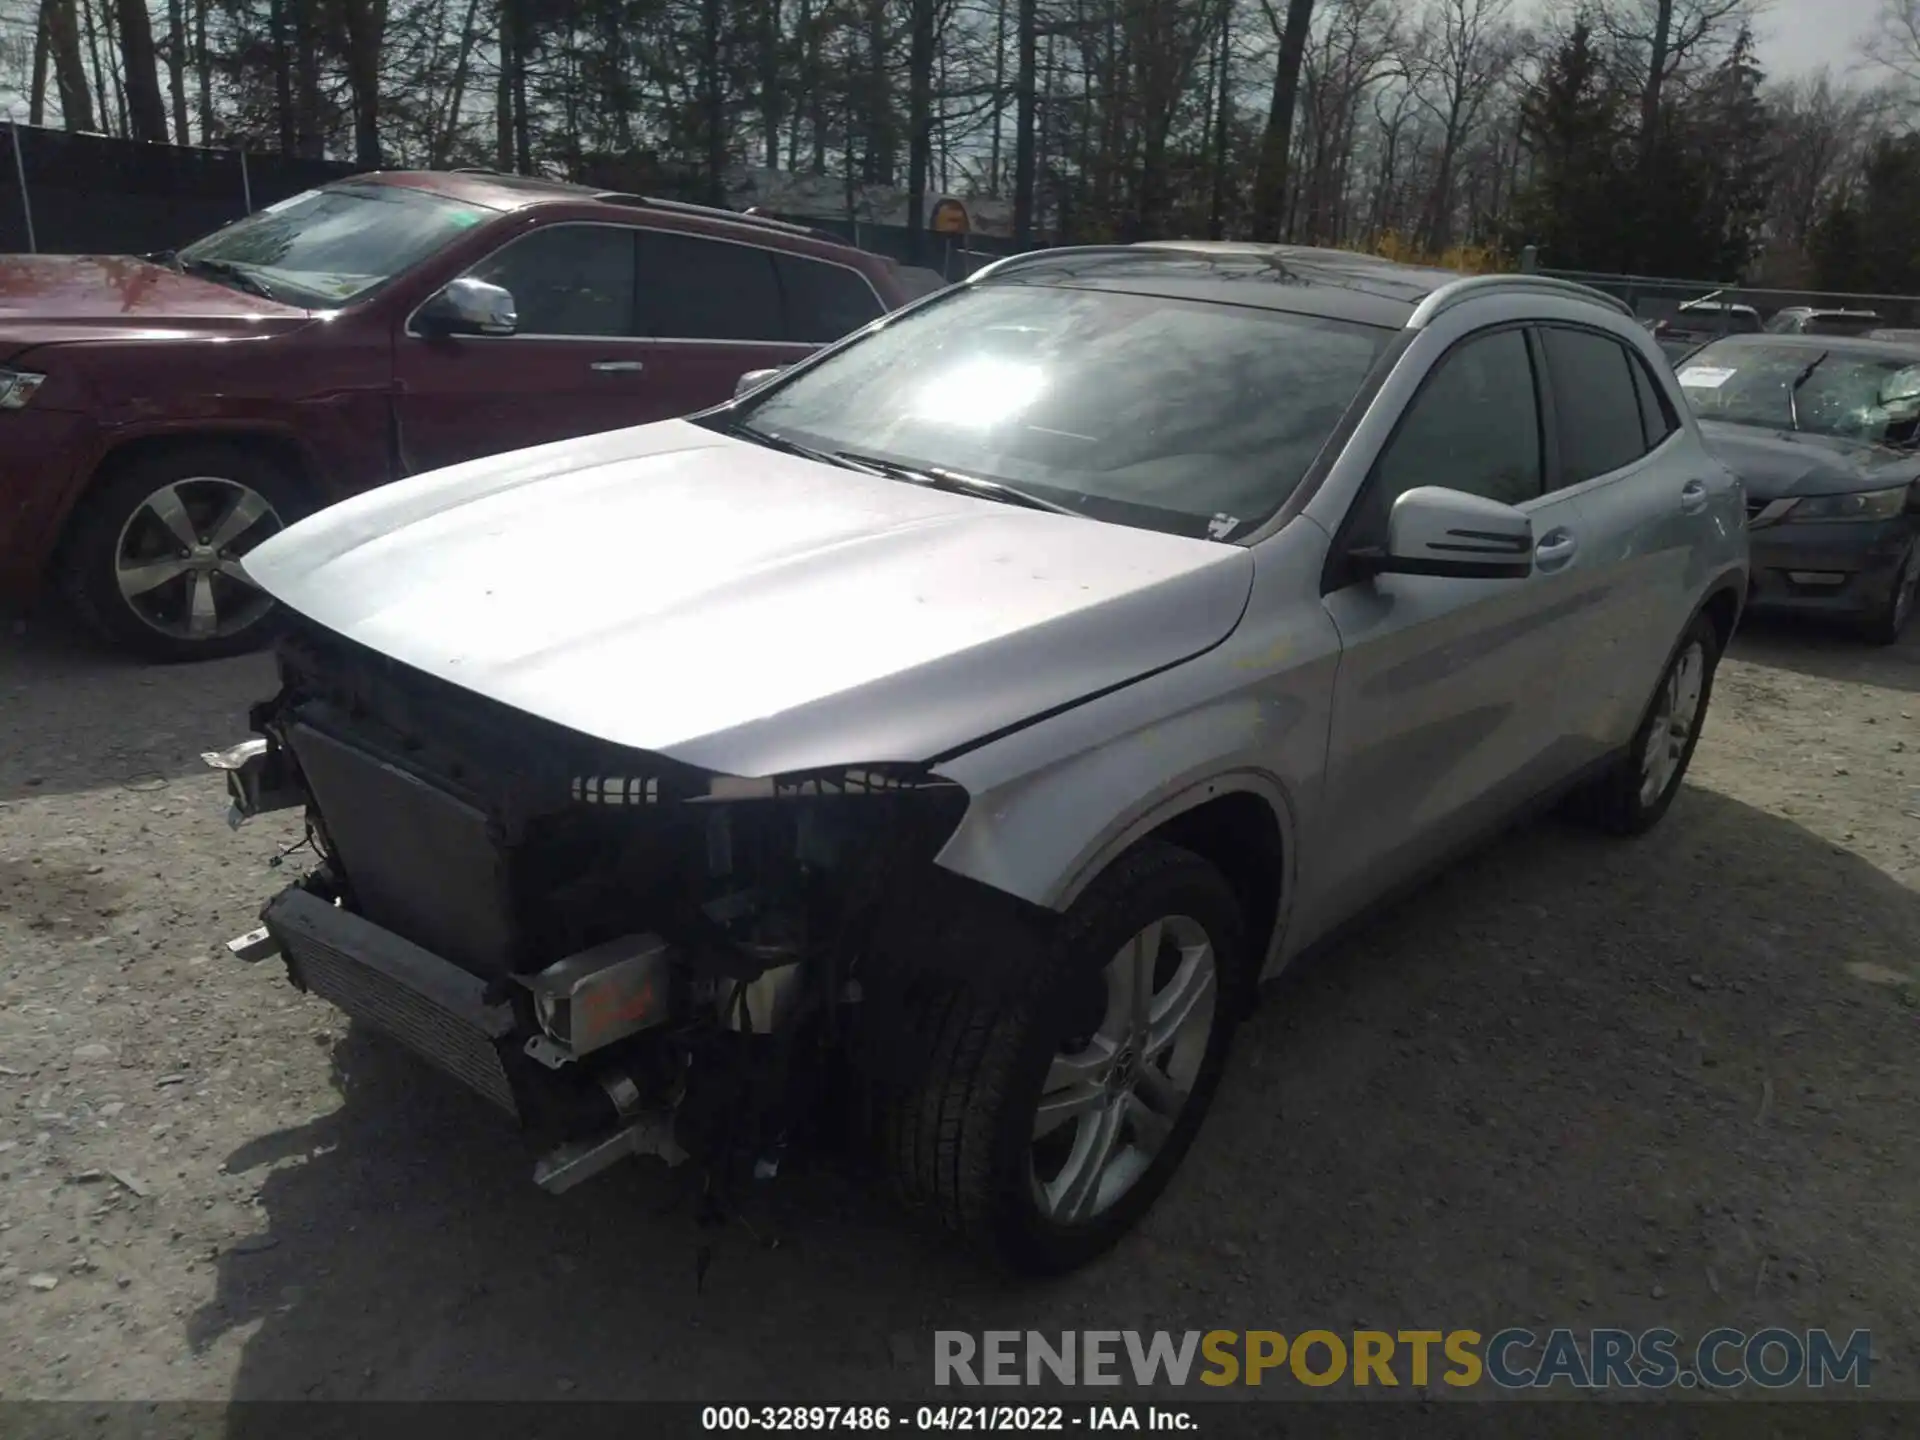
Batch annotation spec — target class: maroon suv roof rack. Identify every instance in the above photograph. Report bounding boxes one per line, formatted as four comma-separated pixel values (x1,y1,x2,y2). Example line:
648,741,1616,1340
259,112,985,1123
432,168,853,248
589,191,849,246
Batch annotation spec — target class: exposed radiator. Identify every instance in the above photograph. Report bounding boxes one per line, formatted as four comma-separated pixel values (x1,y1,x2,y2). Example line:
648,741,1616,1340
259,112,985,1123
283,718,518,977
264,887,521,1118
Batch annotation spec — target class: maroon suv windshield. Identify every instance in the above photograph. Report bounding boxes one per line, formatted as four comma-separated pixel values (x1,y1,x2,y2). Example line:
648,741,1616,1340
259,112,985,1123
177,183,492,307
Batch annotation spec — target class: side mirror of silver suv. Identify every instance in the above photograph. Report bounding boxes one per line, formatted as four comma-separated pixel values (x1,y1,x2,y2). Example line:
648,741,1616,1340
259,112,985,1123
1354,485,1535,581
735,366,785,399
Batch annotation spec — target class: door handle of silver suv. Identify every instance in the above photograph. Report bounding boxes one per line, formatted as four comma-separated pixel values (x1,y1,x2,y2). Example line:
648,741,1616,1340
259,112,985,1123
1680,479,1709,514
1535,528,1578,571
589,360,645,373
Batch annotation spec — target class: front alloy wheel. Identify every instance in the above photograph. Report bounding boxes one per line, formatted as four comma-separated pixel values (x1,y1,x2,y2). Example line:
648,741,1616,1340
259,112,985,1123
1031,915,1217,1223
879,841,1247,1274
62,443,305,662
114,477,283,644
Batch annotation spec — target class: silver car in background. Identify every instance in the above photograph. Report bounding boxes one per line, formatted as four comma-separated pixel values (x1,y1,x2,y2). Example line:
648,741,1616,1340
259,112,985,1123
213,243,1749,1275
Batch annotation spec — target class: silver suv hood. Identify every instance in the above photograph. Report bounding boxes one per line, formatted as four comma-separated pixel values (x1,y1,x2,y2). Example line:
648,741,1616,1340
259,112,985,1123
242,421,1254,777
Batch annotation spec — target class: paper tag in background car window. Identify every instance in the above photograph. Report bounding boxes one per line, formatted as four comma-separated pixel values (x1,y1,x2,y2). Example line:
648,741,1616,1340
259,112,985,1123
1678,366,1737,389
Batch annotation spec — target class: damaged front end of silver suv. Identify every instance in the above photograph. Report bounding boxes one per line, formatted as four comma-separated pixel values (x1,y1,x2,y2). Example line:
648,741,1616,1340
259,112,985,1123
211,618,993,1195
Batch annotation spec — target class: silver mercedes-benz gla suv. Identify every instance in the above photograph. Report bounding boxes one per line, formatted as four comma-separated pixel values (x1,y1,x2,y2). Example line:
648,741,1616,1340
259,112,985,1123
211,242,1749,1273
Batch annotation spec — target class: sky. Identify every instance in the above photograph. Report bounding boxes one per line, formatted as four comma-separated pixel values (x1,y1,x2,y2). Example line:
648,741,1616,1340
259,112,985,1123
1751,0,1887,77
1582,0,1891,78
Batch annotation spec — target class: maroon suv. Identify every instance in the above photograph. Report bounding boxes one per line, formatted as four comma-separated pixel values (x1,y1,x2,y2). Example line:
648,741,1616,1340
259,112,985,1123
0,170,913,659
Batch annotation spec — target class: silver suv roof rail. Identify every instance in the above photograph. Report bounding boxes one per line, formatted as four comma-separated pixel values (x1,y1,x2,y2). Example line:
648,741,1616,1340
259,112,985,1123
1408,273,1633,327
969,247,1122,281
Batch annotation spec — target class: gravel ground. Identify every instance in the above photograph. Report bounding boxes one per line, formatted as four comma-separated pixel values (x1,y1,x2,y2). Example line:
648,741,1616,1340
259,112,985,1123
0,610,1916,1404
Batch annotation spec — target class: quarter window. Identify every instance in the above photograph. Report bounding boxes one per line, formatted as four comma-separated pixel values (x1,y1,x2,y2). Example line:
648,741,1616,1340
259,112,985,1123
635,229,782,341
1365,327,1543,539
776,254,885,342
1629,350,1678,451
1543,326,1651,486
465,225,637,337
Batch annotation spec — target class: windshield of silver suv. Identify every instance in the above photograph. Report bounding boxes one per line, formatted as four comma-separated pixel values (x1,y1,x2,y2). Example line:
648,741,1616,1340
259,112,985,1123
1678,340,1920,448
174,182,492,307
719,281,1393,540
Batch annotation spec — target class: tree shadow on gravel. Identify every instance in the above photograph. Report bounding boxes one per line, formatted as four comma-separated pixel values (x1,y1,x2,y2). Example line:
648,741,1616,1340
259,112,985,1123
1731,611,1920,695
196,786,1920,1406
0,612,277,803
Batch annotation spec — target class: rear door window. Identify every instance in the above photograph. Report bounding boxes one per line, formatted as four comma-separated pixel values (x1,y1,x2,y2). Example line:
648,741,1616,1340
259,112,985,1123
1541,326,1652,487
634,229,783,341
775,255,885,342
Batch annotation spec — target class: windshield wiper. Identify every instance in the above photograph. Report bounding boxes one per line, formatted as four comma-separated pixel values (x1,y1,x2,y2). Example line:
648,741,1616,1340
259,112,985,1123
830,451,1083,516
715,419,853,470
180,257,277,301
1787,351,1829,433
719,421,1081,515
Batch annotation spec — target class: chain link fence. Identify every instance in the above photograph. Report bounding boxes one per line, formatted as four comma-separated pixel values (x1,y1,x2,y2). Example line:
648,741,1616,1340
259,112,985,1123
1537,265,1920,360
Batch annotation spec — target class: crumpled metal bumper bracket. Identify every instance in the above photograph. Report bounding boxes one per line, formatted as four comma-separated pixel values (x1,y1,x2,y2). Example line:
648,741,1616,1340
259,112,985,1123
202,737,305,830
533,1113,688,1195
226,925,280,963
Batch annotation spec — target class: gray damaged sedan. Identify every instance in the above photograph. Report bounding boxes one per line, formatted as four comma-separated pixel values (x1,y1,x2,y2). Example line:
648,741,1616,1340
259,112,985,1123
212,243,1750,1273
1678,334,1920,643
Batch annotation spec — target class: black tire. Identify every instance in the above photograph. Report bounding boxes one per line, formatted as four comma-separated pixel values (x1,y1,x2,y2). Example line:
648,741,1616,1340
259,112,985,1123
60,443,308,663
1568,609,1722,836
877,841,1248,1275
1862,540,1918,647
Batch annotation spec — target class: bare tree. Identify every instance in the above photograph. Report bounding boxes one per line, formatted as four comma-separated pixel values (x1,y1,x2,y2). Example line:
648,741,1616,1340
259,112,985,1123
1407,0,1516,251
165,0,187,140
111,0,168,139
1362,66,1419,238
341,0,390,165
35,0,97,129
1249,0,1314,240
0,0,1836,291
28,0,51,122
905,0,939,255
78,0,118,134
1761,69,1894,282
1011,0,1036,239
1295,0,1397,242
1599,0,1749,173
1128,0,1222,236
192,0,208,141
1867,0,1920,83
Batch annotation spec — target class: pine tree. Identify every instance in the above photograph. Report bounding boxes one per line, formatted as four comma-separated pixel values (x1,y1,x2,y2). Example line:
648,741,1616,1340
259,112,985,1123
1505,18,1629,271
1682,25,1772,278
